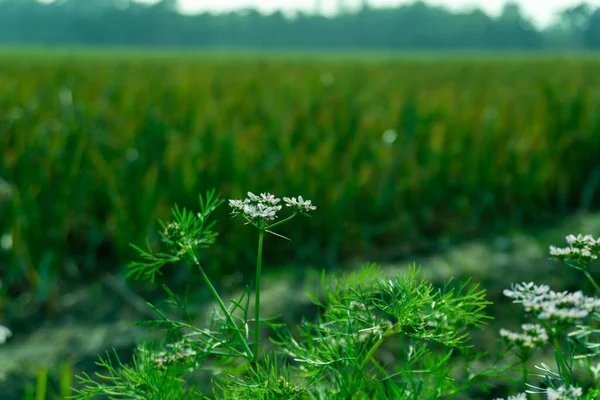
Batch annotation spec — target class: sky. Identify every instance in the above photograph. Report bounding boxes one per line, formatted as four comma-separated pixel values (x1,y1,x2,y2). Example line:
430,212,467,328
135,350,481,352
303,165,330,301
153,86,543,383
174,0,600,28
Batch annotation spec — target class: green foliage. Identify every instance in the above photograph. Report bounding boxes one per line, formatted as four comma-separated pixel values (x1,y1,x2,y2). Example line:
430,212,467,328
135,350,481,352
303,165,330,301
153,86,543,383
72,348,202,400
273,264,493,398
71,190,496,399
127,189,223,283
64,190,600,398
3,55,600,303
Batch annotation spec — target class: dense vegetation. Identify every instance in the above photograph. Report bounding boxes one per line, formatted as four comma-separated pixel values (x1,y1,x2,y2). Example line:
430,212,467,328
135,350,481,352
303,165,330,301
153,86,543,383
0,0,599,50
1,52,600,305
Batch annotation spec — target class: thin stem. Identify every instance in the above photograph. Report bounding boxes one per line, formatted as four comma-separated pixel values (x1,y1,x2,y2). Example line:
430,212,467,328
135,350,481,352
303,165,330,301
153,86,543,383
266,213,297,230
190,250,254,361
521,356,528,392
544,322,571,387
553,336,571,387
369,356,390,378
583,269,600,296
253,227,265,364
361,326,394,370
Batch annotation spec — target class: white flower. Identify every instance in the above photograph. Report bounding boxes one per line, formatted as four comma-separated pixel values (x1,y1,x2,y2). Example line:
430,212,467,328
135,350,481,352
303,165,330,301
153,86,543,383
499,324,548,349
494,393,527,400
546,385,583,400
504,282,600,324
565,234,596,248
230,191,315,226
0,325,12,344
229,192,283,222
283,196,316,213
550,234,599,265
258,192,280,206
503,282,550,301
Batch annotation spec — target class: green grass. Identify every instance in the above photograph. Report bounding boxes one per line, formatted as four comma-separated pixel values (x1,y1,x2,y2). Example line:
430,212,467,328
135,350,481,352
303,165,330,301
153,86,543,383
1,51,600,302
1,46,599,61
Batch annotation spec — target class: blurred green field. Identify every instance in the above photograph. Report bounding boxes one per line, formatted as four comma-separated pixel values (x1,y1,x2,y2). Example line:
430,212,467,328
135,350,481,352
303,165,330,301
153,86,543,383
1,51,600,304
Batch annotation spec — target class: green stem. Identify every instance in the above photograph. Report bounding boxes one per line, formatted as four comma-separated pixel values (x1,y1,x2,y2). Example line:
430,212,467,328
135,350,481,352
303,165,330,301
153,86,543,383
369,356,390,378
521,357,528,392
253,228,265,364
547,326,571,387
266,213,297,230
191,251,254,361
361,327,394,370
583,269,600,296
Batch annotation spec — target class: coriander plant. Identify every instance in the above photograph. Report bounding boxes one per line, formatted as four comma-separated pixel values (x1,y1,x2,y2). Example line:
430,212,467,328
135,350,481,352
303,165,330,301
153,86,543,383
72,189,498,399
495,234,600,400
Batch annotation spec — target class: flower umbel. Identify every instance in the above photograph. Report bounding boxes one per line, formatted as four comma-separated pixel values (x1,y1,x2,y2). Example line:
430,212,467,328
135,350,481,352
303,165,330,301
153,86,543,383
229,192,316,233
546,385,584,400
229,192,283,222
503,282,600,324
549,234,600,267
283,196,316,213
499,323,548,349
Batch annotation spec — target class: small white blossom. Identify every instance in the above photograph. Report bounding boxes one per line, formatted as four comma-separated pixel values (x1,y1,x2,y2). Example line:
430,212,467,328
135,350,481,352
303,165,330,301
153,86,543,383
565,234,596,248
504,282,600,324
499,324,548,349
546,385,583,400
247,192,260,202
229,192,283,222
494,394,527,400
283,196,316,213
550,234,599,265
0,325,12,344
503,282,550,302
259,192,280,206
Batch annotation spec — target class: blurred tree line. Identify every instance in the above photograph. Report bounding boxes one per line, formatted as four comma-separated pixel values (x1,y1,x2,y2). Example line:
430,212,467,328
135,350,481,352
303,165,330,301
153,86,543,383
0,0,599,50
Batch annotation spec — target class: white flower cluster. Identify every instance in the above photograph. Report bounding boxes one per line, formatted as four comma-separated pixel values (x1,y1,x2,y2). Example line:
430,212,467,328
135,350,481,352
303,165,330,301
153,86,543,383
503,282,551,302
566,234,599,248
0,325,12,345
229,192,283,222
549,234,599,264
499,323,548,349
546,385,583,400
493,393,527,400
504,282,600,323
282,196,316,213
229,192,316,222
